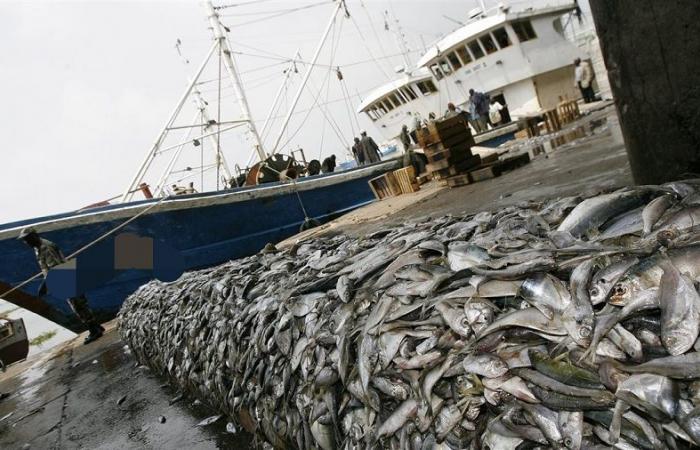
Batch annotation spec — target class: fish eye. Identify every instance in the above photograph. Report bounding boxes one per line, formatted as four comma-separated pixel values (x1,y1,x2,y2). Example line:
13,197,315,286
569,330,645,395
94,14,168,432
590,286,599,297
564,437,573,448
613,284,627,296
580,326,592,338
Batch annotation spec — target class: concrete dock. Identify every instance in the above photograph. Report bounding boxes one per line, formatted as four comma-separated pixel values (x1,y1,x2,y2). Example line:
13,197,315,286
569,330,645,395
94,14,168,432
0,104,631,449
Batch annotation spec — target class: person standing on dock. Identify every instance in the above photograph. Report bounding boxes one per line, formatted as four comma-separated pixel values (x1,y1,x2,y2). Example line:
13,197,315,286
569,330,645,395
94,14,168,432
574,58,595,103
18,227,105,344
351,137,365,165
360,130,381,163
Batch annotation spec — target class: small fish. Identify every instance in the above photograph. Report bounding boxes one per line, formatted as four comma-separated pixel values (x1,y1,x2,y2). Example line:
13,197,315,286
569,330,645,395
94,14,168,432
197,414,222,427
336,275,353,303
462,353,509,378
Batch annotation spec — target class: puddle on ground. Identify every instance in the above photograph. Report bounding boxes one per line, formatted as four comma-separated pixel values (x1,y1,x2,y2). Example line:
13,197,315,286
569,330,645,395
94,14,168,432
16,353,53,403
95,343,132,373
501,115,611,158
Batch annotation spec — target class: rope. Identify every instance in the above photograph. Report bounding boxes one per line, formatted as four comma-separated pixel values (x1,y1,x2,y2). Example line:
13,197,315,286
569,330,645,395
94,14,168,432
0,195,172,300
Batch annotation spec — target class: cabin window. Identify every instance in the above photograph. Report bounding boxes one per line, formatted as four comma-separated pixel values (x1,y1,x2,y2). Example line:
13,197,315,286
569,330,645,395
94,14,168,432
376,102,387,115
439,59,453,75
467,40,485,59
382,99,394,111
492,27,512,48
430,63,444,80
512,20,537,42
446,51,462,70
401,86,417,101
366,110,377,121
456,46,472,65
416,80,437,95
479,34,498,54
388,92,403,106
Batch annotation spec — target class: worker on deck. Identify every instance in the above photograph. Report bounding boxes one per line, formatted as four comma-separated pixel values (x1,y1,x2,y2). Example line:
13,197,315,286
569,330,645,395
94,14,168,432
321,154,336,173
574,58,595,103
171,184,186,195
351,137,365,165
18,228,104,344
468,89,490,133
360,131,381,163
489,98,505,127
444,102,460,118
184,182,197,194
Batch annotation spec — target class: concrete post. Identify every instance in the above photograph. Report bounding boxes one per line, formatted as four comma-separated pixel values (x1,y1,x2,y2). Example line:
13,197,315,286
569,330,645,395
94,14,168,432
589,0,700,184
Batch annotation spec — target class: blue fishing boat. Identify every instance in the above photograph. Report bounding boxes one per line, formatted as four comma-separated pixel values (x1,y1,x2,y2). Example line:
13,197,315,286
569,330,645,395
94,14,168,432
0,1,401,332
0,160,397,332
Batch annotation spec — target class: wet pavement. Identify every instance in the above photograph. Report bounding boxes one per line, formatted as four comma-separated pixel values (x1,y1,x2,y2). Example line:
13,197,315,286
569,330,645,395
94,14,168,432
0,103,631,449
0,322,253,449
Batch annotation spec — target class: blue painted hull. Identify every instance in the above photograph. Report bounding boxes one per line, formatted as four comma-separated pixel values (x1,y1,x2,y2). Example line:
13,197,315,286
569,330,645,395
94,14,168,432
0,160,398,332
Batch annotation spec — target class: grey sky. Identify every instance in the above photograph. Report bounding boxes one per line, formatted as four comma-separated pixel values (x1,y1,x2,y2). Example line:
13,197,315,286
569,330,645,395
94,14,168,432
0,0,484,223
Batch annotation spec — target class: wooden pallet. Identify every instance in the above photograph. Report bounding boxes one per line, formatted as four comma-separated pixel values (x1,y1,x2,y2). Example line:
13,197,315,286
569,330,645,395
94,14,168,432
416,173,432,185
368,172,402,199
430,155,482,179
468,152,532,182
425,146,472,164
444,174,471,188
557,99,581,125
417,116,474,148
393,166,419,194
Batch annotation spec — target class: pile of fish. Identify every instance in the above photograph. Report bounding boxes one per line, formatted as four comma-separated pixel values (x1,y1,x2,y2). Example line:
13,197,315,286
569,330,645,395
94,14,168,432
119,179,700,449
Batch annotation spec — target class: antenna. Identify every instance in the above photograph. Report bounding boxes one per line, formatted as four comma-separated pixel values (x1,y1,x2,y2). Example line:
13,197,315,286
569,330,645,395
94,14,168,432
384,9,412,71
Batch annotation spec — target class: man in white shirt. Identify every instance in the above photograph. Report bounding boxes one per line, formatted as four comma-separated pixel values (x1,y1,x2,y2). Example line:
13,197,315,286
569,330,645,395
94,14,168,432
574,58,595,103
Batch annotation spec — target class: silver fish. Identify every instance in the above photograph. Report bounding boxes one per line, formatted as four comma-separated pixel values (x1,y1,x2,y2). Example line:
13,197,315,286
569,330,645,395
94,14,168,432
659,259,700,355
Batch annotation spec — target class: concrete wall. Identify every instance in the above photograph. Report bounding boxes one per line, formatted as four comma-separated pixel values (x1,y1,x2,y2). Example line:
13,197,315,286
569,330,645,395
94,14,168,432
590,0,700,184
533,65,580,110
503,78,541,117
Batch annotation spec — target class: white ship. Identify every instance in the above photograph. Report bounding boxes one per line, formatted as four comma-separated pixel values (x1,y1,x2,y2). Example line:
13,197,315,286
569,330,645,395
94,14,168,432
358,0,589,145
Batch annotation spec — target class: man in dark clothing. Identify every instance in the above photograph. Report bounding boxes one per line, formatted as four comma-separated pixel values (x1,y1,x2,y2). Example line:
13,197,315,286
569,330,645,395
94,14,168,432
321,154,336,173
18,227,104,344
469,89,490,133
351,137,365,165
360,131,382,163
400,125,411,151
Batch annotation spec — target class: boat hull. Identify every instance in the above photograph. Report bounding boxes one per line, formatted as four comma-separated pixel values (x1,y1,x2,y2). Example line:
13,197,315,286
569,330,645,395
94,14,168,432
0,161,398,332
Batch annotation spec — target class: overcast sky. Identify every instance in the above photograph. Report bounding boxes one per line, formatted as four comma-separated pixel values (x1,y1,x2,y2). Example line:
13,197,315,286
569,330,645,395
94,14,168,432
0,0,593,224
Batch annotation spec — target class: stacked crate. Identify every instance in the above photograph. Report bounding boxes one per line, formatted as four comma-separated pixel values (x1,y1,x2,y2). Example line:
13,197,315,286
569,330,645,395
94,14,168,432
417,116,481,183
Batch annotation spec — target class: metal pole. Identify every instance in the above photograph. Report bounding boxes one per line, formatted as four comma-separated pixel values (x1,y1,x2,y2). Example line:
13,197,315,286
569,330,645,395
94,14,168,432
204,0,266,162
270,0,345,154
120,40,219,202
152,108,202,196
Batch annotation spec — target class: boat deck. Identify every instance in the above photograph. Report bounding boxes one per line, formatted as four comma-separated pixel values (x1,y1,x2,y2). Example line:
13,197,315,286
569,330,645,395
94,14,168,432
0,103,631,449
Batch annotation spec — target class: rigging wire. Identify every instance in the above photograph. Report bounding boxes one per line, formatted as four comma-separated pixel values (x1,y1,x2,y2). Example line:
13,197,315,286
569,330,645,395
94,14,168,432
220,1,331,26
214,0,279,11
358,0,395,78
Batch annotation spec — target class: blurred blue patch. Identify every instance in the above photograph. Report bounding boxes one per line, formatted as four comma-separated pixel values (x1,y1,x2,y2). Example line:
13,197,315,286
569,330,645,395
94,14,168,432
45,233,184,299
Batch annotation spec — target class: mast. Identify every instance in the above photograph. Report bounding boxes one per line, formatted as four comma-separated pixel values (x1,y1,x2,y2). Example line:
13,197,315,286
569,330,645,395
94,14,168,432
120,40,219,203
204,0,266,162
270,0,346,155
